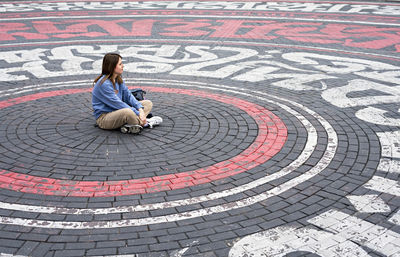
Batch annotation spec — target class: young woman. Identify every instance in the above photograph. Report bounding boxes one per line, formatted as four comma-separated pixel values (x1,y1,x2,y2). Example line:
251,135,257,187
92,53,161,134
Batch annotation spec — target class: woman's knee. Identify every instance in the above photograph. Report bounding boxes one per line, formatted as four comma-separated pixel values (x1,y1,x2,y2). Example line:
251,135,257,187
120,108,139,124
120,108,136,117
140,100,153,113
97,108,136,129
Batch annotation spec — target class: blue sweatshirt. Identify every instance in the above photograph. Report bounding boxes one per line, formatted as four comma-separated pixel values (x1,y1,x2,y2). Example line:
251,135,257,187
92,76,143,120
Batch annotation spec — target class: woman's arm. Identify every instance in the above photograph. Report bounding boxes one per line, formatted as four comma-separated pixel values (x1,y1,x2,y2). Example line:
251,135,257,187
93,80,140,115
120,82,144,111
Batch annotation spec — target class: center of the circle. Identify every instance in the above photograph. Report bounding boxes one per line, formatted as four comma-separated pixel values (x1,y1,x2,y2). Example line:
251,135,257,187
0,86,287,197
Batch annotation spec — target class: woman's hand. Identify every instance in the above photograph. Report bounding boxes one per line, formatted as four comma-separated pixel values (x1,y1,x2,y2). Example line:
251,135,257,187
138,108,147,126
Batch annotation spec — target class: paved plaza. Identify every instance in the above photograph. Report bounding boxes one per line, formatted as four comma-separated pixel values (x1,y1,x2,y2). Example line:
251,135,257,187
0,0,400,256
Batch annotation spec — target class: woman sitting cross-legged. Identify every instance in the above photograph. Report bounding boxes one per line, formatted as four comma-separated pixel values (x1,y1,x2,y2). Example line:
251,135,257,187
92,53,162,134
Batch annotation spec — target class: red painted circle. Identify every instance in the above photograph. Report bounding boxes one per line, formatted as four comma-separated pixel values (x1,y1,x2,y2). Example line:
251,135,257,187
0,87,287,197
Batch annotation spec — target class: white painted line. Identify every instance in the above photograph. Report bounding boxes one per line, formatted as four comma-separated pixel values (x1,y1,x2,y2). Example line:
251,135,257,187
0,254,28,257
0,80,91,97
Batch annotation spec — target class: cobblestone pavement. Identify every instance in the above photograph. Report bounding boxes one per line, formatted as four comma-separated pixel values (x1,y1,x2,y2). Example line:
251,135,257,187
0,1,400,256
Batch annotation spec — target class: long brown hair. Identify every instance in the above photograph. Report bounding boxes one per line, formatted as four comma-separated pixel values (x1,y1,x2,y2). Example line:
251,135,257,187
93,53,123,88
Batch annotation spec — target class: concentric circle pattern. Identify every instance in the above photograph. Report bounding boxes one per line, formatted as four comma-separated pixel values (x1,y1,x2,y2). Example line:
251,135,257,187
0,87,287,196
0,1,400,256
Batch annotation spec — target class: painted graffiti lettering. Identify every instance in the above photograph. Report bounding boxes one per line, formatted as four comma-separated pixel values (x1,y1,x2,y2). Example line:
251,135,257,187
1,44,398,86
120,45,184,63
3,10,400,24
230,209,400,256
0,22,47,40
277,52,400,126
232,64,333,90
2,19,157,40
356,70,400,84
160,19,212,37
2,19,400,52
208,20,277,40
0,44,398,126
377,131,400,158
322,79,400,126
0,48,47,80
229,226,369,256
171,46,258,78
1,2,400,16
254,2,333,12
0,44,338,91
357,106,400,126
282,52,399,73
321,79,400,108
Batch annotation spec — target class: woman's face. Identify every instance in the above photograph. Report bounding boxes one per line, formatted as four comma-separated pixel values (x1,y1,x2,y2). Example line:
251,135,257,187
113,57,123,76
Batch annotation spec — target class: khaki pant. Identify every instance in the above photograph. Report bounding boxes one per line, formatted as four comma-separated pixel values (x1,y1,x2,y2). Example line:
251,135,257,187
96,100,153,130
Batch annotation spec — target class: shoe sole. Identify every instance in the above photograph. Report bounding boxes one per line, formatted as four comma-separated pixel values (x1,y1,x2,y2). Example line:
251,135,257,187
121,125,143,134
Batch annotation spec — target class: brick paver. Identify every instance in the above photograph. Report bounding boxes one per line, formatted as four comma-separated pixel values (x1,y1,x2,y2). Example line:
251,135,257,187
0,0,400,256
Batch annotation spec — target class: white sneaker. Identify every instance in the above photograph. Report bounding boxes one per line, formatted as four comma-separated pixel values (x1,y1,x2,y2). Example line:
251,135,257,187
146,116,163,128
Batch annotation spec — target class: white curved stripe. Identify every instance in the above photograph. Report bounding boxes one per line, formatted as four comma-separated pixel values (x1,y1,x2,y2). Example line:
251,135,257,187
0,80,337,228
0,81,91,97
